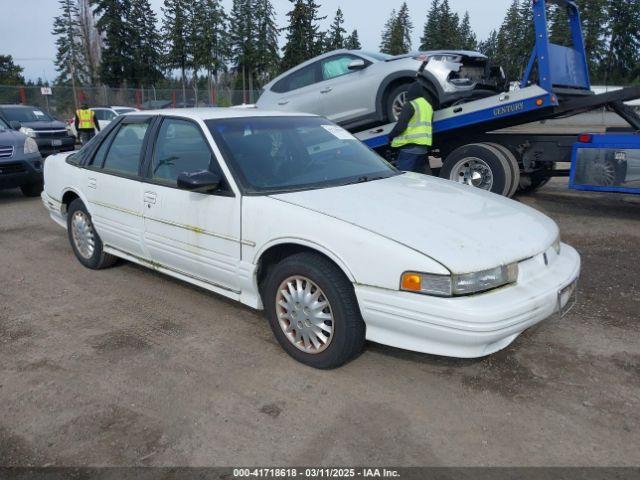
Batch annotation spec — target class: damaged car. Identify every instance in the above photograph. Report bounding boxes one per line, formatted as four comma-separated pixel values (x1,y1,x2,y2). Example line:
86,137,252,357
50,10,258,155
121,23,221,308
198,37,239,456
256,49,507,130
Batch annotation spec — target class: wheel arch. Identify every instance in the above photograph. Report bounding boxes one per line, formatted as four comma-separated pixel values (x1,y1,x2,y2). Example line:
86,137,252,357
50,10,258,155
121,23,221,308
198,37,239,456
254,239,357,291
375,71,418,119
61,188,85,215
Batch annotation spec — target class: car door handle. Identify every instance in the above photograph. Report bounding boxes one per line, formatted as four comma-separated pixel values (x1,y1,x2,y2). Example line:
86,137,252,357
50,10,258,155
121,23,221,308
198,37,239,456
278,100,290,106
320,87,333,94
143,192,157,204
88,177,97,189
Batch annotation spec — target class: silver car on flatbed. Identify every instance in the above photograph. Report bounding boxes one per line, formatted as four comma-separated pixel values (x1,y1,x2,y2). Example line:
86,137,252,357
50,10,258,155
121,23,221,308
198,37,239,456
257,49,507,130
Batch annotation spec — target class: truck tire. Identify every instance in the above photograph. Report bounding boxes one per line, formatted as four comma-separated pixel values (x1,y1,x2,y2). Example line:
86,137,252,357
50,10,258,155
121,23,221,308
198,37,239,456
485,143,521,197
518,168,552,194
440,143,513,196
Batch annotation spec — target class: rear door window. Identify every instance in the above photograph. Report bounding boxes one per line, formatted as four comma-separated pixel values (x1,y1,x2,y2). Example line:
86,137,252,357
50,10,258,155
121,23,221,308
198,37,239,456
273,64,319,93
101,122,150,176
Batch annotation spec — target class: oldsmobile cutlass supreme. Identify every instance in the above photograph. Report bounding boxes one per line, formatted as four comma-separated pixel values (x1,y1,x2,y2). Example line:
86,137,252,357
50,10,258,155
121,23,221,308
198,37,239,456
42,109,581,368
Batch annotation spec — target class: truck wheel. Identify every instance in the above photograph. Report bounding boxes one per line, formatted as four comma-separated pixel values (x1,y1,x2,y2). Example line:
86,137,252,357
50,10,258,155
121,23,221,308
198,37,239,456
440,143,512,196
263,252,365,369
66,199,118,270
20,182,43,197
485,143,521,197
518,169,552,194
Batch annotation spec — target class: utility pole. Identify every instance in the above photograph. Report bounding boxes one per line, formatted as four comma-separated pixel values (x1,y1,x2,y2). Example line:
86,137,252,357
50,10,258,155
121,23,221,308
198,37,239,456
66,0,79,110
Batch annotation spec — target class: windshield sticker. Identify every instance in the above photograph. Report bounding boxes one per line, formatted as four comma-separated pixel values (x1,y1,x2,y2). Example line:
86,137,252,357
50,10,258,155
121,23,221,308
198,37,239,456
34,110,45,117
321,125,356,140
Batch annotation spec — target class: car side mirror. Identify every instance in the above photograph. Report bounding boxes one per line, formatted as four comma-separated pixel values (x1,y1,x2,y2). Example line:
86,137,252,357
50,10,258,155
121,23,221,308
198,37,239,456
177,170,222,193
347,59,367,71
10,121,21,130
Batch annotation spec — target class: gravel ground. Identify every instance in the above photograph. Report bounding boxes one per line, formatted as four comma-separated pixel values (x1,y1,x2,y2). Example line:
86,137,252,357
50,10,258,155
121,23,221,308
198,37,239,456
0,178,639,467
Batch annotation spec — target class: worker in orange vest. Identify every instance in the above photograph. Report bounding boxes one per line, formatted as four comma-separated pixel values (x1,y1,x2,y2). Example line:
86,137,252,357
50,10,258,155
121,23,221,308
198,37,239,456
74,104,100,145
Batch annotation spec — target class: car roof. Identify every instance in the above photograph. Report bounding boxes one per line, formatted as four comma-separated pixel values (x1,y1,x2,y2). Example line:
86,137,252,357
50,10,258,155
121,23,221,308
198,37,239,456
125,107,318,121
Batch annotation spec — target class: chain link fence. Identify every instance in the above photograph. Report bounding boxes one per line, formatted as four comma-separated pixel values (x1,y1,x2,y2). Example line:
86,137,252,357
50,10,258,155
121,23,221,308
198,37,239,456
0,84,260,120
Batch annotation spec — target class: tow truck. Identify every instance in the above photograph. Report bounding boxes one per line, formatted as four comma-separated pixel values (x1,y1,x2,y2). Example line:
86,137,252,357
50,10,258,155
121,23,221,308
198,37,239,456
353,0,640,197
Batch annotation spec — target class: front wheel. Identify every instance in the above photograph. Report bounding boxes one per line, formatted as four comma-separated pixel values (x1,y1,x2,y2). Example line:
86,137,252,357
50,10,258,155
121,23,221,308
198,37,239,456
262,252,365,369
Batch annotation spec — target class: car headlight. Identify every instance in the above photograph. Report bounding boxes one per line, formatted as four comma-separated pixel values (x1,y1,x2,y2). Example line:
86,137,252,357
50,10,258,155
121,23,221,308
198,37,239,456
24,137,40,154
401,263,519,297
20,127,36,138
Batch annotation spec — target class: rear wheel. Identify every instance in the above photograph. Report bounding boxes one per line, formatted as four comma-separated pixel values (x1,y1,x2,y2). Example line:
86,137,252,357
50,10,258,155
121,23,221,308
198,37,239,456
67,199,118,270
440,143,512,196
263,252,365,369
20,182,43,197
485,143,521,197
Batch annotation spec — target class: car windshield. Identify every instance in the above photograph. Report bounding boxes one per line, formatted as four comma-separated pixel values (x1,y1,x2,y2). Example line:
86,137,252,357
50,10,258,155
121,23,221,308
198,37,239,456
114,108,136,115
1,107,53,122
207,116,398,194
361,51,392,61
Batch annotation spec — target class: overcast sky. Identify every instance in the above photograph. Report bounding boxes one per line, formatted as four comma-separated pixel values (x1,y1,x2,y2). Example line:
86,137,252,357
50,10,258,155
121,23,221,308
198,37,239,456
1,0,510,82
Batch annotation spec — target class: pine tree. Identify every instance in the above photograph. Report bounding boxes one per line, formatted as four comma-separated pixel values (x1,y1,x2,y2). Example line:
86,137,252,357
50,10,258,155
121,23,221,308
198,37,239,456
380,3,412,55
280,0,325,72
420,0,440,50
549,4,571,46
253,0,280,84
327,8,347,51
438,0,460,49
579,0,609,80
91,0,132,87
496,0,524,81
162,0,192,102
129,0,162,86
459,11,477,51
479,30,498,59
229,0,256,92
346,29,362,50
0,55,25,85
53,0,88,87
604,0,640,83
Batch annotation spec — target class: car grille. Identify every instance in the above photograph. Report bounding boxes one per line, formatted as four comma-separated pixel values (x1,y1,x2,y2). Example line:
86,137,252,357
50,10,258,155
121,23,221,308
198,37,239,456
36,130,68,139
0,145,14,159
0,162,26,175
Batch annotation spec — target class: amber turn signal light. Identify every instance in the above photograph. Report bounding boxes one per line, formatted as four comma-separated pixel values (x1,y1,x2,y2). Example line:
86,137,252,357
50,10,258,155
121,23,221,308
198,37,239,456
401,273,422,292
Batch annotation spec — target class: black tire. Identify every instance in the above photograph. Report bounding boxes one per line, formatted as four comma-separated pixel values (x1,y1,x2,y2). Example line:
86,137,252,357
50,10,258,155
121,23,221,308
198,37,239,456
518,170,552,194
20,182,43,197
385,83,412,123
262,252,365,369
440,143,512,196
66,198,118,270
485,142,521,198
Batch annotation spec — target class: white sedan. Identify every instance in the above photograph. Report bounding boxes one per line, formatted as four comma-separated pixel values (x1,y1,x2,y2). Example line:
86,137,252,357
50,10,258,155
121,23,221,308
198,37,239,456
41,109,580,368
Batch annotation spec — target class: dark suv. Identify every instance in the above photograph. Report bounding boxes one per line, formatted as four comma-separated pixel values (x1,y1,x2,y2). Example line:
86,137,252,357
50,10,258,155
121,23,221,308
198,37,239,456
0,105,75,157
0,116,44,196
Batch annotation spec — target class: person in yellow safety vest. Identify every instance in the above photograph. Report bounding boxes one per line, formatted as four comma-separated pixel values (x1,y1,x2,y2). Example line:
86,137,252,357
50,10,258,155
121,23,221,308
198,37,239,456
388,82,434,174
74,103,100,145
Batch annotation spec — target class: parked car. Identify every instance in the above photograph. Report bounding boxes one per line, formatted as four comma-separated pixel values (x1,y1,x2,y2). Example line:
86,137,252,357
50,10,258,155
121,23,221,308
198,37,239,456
0,105,76,157
67,106,140,138
0,116,43,196
42,108,580,368
257,49,507,130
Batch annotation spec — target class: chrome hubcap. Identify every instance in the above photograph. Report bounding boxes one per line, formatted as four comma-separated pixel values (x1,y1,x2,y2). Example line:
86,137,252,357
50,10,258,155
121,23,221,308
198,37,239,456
71,211,95,259
451,157,494,190
392,91,407,121
275,276,334,354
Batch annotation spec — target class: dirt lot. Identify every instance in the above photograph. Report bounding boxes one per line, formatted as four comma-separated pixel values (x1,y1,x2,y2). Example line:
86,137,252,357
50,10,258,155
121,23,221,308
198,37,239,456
1,179,639,467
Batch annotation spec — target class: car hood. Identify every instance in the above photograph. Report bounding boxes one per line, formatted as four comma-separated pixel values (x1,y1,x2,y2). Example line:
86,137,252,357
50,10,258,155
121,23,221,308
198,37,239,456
0,127,27,147
19,120,66,130
270,173,559,274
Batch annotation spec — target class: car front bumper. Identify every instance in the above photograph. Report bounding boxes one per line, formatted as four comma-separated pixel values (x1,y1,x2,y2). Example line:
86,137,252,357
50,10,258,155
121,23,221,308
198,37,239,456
35,135,76,156
0,154,44,189
355,244,581,358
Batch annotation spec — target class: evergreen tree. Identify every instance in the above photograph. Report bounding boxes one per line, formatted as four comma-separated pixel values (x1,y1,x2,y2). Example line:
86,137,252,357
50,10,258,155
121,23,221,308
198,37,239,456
162,0,192,101
549,4,571,46
604,0,640,83
459,11,477,51
253,0,280,84
346,29,362,50
280,0,325,72
579,0,609,80
229,0,255,91
327,8,347,51
478,30,498,59
129,0,162,86
438,0,460,49
420,0,440,50
380,3,412,55
190,0,228,84
0,55,25,85
91,0,132,87
495,0,524,81
52,0,88,86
